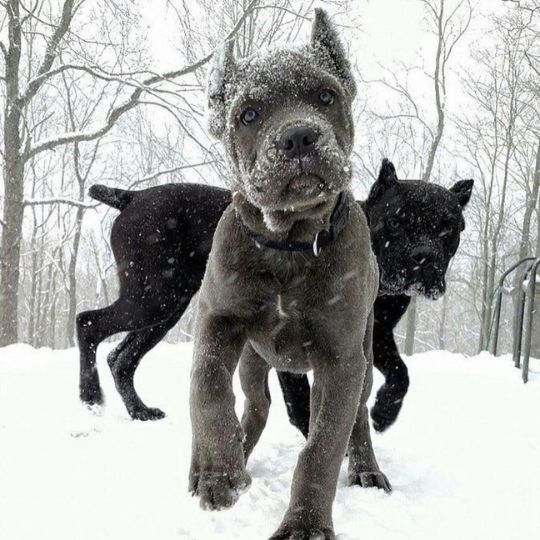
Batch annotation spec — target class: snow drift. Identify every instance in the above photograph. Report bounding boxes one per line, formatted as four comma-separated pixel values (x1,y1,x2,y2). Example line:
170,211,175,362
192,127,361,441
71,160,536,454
1,343,539,540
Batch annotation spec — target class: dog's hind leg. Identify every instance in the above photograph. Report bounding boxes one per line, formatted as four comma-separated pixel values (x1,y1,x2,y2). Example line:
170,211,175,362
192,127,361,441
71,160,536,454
276,371,310,439
239,343,271,461
108,311,182,420
77,297,174,408
77,301,135,407
348,310,392,492
370,323,410,432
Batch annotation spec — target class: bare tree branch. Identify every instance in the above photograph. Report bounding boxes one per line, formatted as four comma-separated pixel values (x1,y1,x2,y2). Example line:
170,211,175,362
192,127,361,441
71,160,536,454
23,197,98,208
26,0,260,160
127,160,219,189
23,197,98,209
502,0,540,24
18,0,76,106
0,40,7,60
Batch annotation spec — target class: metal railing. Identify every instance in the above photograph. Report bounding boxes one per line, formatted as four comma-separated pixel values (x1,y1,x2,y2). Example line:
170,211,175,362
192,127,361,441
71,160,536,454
488,256,540,383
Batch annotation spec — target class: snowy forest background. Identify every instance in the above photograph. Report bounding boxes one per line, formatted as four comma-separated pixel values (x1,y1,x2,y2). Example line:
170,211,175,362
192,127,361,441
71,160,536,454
0,0,539,355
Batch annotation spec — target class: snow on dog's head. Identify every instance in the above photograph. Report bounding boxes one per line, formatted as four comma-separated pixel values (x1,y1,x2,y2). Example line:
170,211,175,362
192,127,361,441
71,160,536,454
206,9,356,226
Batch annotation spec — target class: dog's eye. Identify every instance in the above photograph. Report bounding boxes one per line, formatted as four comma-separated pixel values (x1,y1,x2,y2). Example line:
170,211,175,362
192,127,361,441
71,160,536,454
241,108,259,125
318,89,335,106
387,218,400,231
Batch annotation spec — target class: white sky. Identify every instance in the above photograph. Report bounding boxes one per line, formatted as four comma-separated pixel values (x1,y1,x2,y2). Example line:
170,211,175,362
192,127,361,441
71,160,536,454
133,0,518,190
137,0,512,144
140,0,509,80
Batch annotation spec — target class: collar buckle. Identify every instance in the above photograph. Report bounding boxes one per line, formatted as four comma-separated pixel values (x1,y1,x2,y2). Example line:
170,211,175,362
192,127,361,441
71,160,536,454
313,232,321,256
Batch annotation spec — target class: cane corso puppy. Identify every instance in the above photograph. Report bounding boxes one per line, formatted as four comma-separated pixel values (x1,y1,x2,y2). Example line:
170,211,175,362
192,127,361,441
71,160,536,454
78,164,472,430
80,9,387,538
190,9,383,538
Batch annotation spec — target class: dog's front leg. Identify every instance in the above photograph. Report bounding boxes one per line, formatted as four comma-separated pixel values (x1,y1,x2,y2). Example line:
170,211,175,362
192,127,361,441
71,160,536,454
189,314,251,510
239,343,271,462
371,295,411,432
270,359,364,540
349,310,392,492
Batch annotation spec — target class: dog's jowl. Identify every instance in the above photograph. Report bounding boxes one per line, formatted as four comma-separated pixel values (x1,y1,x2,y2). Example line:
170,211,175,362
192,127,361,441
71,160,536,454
189,9,385,539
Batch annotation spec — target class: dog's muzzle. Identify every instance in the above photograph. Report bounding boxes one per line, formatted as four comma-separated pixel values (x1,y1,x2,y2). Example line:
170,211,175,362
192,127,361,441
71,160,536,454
278,125,319,159
409,257,446,299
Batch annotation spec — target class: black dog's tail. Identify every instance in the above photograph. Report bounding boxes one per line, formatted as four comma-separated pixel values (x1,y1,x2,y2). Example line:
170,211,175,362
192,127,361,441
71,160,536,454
89,184,134,211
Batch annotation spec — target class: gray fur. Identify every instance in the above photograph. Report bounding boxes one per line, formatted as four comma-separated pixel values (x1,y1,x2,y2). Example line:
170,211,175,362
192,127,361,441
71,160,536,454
190,9,388,539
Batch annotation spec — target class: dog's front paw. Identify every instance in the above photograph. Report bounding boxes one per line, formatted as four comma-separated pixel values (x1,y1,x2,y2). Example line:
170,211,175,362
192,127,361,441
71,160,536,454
349,471,392,493
128,406,166,421
371,387,405,432
189,469,251,510
80,380,104,407
269,526,335,540
269,526,336,540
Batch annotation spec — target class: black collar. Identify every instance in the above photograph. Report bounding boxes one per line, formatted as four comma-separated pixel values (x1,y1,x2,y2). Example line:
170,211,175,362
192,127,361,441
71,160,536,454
237,191,351,256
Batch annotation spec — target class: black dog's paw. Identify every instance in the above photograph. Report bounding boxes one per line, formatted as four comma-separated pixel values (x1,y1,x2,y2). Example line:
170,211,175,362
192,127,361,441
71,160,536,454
371,392,404,432
269,527,335,540
189,469,251,510
350,471,392,493
79,381,104,407
129,406,166,421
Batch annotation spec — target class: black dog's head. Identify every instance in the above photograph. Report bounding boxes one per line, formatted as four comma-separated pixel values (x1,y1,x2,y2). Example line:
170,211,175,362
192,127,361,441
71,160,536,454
365,159,473,300
206,9,356,232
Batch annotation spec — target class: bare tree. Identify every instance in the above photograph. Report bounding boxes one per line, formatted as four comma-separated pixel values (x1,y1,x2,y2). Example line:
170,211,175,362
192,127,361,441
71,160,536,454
455,8,539,351
0,0,258,345
358,0,472,354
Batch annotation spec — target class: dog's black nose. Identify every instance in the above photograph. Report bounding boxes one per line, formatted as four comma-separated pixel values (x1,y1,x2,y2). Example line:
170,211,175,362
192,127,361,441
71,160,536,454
278,126,318,158
410,247,435,267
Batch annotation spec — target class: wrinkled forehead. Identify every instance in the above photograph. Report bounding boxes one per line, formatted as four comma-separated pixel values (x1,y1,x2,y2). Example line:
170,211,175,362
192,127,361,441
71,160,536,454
379,182,461,222
402,182,460,217
231,47,345,103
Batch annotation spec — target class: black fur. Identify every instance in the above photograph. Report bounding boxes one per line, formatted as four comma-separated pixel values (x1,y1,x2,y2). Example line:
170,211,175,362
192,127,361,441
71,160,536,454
78,160,472,432
88,184,134,211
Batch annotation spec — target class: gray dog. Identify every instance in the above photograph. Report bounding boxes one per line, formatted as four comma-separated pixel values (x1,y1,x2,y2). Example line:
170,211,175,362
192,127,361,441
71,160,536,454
189,10,388,539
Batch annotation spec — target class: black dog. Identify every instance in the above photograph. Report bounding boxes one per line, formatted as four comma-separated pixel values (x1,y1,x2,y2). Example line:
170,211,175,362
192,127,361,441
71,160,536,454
77,159,472,430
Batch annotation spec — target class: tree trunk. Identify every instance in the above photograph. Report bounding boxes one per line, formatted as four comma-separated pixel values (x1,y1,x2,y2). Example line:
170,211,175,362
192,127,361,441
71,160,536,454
404,296,418,355
37,261,55,347
438,291,449,350
481,248,498,350
0,161,25,345
517,143,540,262
478,236,491,351
66,204,84,346
27,225,39,345
536,211,540,258
1,0,24,345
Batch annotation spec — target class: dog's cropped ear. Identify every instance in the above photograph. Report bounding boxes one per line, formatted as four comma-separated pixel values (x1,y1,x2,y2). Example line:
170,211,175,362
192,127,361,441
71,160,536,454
311,8,356,98
207,40,236,139
366,158,398,205
450,179,474,207
378,158,398,184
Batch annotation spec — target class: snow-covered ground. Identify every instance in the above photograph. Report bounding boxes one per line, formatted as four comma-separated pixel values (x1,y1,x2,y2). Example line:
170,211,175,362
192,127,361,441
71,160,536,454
1,343,539,540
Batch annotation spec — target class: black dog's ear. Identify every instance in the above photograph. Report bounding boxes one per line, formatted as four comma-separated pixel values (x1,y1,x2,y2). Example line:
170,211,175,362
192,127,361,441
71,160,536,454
450,179,474,207
207,40,236,139
311,8,356,97
378,158,398,183
366,158,398,205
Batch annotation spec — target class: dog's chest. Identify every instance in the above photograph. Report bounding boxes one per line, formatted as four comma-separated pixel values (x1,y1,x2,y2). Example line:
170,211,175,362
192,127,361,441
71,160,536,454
247,275,349,372
249,289,312,372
